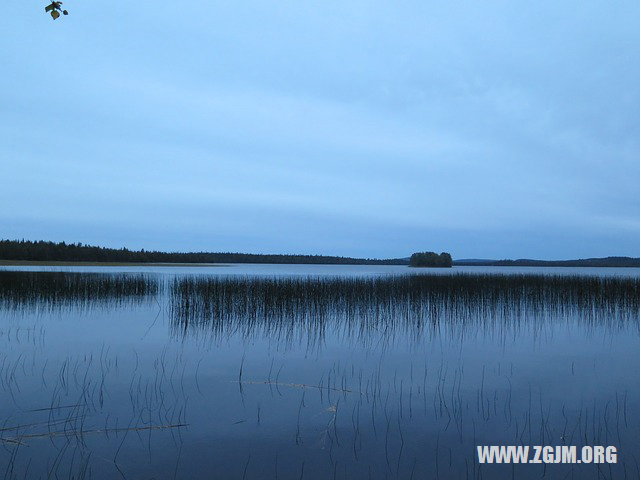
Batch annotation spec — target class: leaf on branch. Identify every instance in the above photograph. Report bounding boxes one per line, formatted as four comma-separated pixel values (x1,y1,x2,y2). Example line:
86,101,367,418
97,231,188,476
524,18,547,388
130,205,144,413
45,1,67,19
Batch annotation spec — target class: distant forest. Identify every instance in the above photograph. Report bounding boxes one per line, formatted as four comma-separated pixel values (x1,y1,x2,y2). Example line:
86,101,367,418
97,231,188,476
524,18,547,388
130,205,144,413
454,257,640,267
0,240,410,265
4,240,636,267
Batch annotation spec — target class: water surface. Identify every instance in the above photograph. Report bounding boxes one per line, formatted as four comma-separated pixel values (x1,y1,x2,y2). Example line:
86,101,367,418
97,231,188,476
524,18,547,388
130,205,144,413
1,266,638,479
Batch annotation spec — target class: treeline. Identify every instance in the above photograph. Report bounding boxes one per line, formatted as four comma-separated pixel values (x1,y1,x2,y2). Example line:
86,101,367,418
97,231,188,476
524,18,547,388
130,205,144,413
409,251,452,268
455,257,640,268
0,239,409,265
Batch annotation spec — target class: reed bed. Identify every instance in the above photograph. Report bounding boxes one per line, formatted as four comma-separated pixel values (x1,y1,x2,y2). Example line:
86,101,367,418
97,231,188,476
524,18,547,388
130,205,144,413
0,271,159,311
169,273,640,339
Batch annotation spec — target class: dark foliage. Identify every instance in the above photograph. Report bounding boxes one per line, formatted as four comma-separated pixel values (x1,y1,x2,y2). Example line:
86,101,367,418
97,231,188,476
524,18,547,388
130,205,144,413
455,257,640,267
409,251,452,268
0,239,408,265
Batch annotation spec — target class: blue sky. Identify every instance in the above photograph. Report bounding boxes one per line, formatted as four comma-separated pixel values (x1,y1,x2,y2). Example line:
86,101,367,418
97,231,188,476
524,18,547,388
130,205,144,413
2,1,639,259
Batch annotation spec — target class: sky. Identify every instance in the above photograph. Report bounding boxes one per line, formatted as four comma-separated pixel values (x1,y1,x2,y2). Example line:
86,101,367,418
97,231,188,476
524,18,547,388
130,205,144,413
1,1,639,259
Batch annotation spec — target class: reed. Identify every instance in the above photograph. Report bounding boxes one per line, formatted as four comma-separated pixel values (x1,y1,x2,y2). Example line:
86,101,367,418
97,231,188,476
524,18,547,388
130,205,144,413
0,271,159,311
169,273,640,339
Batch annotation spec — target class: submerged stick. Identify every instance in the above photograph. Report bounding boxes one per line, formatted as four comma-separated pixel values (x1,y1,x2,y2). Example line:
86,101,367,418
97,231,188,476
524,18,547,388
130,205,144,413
232,379,365,395
1,423,188,444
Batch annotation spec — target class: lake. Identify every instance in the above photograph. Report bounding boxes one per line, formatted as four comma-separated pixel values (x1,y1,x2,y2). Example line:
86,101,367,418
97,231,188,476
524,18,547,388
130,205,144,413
1,265,639,479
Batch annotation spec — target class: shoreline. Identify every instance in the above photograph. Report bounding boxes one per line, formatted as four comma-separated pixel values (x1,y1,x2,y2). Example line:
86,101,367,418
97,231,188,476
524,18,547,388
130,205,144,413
2,260,640,269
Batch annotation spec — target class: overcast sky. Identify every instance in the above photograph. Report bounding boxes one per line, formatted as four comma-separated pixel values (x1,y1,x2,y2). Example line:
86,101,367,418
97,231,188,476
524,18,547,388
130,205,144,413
2,1,639,259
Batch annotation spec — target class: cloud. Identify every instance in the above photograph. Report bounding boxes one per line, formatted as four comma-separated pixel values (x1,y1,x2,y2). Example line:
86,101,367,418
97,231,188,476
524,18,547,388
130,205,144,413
1,0,639,257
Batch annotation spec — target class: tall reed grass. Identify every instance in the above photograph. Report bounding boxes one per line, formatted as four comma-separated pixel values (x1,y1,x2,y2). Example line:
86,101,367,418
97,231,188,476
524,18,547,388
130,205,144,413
0,271,159,311
169,274,640,340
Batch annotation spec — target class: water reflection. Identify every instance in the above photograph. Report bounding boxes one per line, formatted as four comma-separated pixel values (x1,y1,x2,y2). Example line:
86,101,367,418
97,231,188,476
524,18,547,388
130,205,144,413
0,270,639,479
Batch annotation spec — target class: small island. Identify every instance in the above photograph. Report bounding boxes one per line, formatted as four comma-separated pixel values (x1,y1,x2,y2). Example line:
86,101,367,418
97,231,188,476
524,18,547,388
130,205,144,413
409,251,453,268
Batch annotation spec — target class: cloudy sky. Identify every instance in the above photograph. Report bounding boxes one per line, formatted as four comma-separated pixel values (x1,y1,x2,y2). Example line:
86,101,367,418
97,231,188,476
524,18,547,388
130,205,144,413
2,1,639,259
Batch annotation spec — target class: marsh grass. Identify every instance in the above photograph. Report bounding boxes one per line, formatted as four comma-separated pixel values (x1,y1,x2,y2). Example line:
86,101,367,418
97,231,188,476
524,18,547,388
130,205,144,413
0,271,159,312
169,274,640,340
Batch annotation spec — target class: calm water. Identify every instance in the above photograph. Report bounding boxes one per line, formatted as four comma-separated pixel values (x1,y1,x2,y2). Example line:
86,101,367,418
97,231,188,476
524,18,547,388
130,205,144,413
4,263,640,277
1,265,639,479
